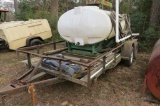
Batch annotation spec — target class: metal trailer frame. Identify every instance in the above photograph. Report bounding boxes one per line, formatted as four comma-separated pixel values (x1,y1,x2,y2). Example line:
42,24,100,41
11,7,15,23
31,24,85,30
0,40,126,105
0,1,140,104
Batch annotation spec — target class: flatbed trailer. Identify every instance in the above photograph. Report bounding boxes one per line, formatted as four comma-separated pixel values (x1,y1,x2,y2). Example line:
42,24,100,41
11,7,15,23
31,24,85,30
0,38,138,105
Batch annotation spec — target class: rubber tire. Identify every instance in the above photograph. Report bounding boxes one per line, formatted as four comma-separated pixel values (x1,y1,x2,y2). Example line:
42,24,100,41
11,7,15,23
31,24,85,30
133,43,138,60
0,40,5,46
30,39,42,46
125,47,134,67
0,39,9,50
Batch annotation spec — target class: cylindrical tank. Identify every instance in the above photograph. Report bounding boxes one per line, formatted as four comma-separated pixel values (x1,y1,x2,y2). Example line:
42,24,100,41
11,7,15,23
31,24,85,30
145,39,160,100
58,6,128,46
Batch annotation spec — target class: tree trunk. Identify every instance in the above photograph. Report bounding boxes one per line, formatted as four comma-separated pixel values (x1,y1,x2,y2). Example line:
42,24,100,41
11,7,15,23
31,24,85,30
14,0,19,14
50,0,58,18
149,0,160,27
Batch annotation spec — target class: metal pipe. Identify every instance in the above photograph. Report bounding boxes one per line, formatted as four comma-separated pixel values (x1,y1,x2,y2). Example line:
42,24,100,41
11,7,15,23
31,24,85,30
87,66,91,87
132,33,139,36
18,40,65,50
115,0,131,43
59,60,62,79
86,43,123,67
27,53,32,68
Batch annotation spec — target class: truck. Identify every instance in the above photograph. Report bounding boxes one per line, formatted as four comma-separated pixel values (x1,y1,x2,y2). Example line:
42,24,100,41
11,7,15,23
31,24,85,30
0,10,52,50
0,0,139,105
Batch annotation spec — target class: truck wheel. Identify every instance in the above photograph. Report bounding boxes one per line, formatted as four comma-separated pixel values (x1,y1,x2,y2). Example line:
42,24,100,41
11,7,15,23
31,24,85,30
30,39,42,46
0,40,5,46
125,47,134,67
0,39,8,49
133,43,138,59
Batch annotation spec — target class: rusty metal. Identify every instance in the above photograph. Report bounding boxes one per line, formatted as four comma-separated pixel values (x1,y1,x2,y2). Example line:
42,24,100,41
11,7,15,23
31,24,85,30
102,56,106,74
0,77,64,96
28,58,43,80
145,39,160,100
27,53,32,68
86,43,124,67
53,43,56,50
0,40,126,105
87,66,91,87
59,60,62,79
17,41,124,68
16,51,20,60
18,68,33,80
28,84,36,106
18,40,65,50
16,41,125,87
43,48,67,55
17,49,88,67
37,47,40,54
142,75,147,96
40,66,87,86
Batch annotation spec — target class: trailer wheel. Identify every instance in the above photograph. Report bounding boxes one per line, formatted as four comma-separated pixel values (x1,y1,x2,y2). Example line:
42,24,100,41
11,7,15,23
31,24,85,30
133,43,138,59
0,39,8,49
30,39,42,46
125,47,134,67
0,40,5,46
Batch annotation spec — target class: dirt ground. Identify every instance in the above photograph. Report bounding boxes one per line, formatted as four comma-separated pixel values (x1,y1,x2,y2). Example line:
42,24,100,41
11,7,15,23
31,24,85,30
0,49,160,106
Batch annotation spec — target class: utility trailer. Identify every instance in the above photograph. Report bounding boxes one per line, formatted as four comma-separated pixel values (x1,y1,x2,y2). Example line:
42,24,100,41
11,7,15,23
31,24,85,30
0,37,138,105
0,0,139,105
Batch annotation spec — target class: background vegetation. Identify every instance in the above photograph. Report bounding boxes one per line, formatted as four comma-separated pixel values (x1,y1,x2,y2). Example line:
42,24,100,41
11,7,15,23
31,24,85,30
12,0,160,51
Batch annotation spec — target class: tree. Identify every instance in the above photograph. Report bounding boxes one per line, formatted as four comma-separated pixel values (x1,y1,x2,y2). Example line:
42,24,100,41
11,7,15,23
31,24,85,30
50,0,58,17
149,0,160,27
14,0,19,14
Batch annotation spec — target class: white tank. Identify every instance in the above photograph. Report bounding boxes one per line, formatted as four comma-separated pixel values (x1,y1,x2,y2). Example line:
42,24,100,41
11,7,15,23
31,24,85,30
58,6,126,46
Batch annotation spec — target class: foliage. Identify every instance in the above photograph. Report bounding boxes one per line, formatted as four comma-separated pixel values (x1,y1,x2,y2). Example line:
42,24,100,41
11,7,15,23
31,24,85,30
15,0,159,51
120,0,156,51
15,0,34,20
15,0,86,42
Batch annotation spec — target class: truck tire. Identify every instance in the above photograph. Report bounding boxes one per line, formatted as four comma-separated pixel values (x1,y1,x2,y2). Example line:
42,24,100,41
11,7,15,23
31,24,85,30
125,47,134,67
30,39,42,46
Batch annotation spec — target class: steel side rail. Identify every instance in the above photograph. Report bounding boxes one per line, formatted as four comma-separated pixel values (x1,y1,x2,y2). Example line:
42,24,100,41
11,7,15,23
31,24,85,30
0,78,64,96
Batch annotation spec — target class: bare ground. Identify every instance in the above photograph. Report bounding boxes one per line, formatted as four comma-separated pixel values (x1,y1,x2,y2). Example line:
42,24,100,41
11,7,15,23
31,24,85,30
0,50,160,106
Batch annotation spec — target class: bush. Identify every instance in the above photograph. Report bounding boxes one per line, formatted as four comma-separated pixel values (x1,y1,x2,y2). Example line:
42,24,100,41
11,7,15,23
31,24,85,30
15,0,62,42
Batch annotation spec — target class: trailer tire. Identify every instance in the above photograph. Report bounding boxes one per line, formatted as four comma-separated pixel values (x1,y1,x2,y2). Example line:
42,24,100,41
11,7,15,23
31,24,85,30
133,43,138,60
0,39,5,46
30,39,42,46
125,47,134,67
0,39,9,50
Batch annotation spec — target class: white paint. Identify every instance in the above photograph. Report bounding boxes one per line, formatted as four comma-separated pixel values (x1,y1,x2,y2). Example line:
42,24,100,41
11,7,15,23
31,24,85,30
90,54,121,79
115,0,131,43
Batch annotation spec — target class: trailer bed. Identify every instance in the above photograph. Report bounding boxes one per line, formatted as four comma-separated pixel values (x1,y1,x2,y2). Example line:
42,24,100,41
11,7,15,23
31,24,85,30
21,52,121,87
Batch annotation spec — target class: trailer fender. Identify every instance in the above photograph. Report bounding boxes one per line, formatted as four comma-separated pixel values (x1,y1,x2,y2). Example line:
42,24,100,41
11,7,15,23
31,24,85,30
121,39,138,60
26,36,43,46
